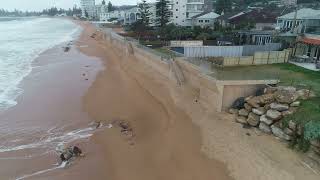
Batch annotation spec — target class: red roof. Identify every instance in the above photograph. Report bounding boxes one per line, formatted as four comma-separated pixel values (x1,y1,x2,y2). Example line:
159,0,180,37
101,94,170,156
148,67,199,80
299,37,320,46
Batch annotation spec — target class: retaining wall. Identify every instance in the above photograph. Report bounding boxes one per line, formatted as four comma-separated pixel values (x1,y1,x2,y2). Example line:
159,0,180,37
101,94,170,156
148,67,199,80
103,29,278,112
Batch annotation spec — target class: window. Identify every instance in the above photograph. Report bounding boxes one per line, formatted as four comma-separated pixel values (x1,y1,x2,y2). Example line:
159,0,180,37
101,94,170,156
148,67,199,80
176,2,178,4
176,16,178,18
199,20,203,23
205,20,209,23
176,9,178,11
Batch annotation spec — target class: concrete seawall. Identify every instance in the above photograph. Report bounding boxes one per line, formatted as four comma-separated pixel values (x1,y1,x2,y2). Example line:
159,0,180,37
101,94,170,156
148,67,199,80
102,29,278,112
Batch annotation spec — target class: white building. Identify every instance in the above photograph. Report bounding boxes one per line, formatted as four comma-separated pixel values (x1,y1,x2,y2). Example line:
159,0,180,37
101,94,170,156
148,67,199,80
281,0,297,6
277,8,320,33
170,0,209,26
191,11,220,27
80,0,96,19
104,0,213,27
98,4,109,21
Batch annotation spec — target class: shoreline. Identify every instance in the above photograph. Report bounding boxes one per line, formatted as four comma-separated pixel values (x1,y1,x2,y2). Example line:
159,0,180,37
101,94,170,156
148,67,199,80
0,21,109,179
0,18,318,180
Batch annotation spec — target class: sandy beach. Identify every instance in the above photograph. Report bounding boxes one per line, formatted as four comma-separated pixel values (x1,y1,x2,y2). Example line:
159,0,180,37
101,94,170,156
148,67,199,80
1,18,319,180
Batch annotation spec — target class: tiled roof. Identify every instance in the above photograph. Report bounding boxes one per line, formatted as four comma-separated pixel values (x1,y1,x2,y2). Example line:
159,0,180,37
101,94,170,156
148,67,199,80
299,37,320,45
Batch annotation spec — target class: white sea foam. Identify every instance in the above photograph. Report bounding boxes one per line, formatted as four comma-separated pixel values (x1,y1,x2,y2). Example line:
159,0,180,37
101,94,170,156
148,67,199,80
16,161,68,180
0,17,81,110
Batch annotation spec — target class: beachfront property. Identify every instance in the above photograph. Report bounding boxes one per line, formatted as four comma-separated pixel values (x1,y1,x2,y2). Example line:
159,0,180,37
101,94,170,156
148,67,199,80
276,8,320,34
103,0,216,27
80,0,96,19
190,11,220,28
281,0,297,6
217,9,279,30
96,3,108,21
170,0,212,26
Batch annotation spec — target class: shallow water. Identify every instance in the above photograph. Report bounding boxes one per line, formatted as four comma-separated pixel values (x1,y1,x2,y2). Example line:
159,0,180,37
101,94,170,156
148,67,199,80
0,18,105,179
0,17,81,109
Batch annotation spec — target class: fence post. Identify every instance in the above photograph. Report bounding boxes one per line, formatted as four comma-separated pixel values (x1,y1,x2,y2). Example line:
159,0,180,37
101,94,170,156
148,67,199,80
267,51,271,64
284,50,287,63
252,53,255,65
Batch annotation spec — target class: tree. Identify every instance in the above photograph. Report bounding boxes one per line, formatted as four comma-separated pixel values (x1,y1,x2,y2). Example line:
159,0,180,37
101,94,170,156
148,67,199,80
107,1,114,12
102,0,106,5
215,0,232,15
138,0,152,27
85,10,89,18
155,0,171,27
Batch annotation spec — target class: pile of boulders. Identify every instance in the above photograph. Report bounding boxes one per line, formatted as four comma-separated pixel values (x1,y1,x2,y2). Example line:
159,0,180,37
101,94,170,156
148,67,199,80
229,86,314,141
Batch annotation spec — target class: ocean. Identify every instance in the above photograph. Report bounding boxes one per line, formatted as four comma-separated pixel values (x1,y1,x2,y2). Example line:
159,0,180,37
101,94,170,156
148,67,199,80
0,17,102,179
0,17,81,110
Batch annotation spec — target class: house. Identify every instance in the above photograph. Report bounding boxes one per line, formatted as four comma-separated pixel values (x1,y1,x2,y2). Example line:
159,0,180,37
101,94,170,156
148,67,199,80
123,7,140,25
237,30,274,45
105,0,214,27
191,11,220,28
216,11,245,28
276,8,320,34
230,10,278,30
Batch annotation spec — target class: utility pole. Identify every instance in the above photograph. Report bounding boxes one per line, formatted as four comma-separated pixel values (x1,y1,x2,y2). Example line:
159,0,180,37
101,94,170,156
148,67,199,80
291,5,298,34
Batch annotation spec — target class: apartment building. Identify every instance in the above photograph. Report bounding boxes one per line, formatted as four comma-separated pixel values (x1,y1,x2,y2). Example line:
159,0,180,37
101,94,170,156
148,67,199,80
170,0,211,26
80,0,96,18
281,0,297,6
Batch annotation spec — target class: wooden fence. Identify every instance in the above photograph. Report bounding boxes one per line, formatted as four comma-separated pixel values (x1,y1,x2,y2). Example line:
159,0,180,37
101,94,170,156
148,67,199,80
221,49,292,67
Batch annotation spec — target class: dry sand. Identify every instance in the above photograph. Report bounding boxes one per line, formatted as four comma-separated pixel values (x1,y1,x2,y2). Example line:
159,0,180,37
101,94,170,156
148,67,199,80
77,21,232,180
77,21,320,180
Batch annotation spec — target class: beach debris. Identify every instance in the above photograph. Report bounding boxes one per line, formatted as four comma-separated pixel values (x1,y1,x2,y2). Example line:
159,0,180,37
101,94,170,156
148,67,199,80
85,78,89,81
82,73,86,76
90,33,97,38
117,120,135,141
63,46,71,52
59,146,84,162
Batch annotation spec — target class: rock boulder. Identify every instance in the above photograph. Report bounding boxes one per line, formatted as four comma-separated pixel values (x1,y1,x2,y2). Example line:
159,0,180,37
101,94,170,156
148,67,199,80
270,103,289,112
259,122,272,134
271,125,292,141
266,110,282,120
247,113,260,127
274,90,299,104
239,109,249,117
260,115,273,125
252,107,266,115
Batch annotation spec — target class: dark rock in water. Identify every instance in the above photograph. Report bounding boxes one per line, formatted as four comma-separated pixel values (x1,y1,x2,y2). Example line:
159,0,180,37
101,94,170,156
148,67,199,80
60,146,83,162
60,149,73,162
316,62,320,69
72,146,82,156
231,97,245,109
64,46,70,52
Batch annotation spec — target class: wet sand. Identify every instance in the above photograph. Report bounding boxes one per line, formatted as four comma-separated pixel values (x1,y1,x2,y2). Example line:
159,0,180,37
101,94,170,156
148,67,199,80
0,35,109,179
